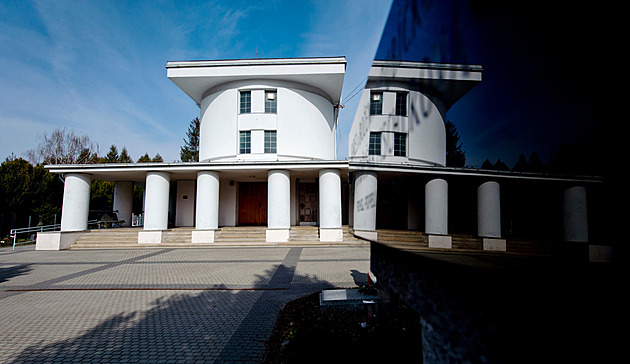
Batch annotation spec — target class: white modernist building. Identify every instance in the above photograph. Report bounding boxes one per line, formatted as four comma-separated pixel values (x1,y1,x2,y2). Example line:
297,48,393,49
36,57,604,259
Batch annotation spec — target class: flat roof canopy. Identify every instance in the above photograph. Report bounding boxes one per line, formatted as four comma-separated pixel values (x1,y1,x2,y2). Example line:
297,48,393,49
369,60,483,109
166,57,347,105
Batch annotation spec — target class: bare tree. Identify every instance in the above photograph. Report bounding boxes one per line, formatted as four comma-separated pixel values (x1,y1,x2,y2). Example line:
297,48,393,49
26,127,99,165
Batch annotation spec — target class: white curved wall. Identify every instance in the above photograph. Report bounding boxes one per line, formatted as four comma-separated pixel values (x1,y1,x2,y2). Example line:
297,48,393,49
348,88,446,166
199,80,336,162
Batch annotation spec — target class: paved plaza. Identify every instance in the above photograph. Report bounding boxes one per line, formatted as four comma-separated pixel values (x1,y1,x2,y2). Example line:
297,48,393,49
0,245,371,363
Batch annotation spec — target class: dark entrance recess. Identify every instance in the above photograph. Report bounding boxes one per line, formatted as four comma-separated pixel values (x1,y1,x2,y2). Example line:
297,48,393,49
298,181,317,225
238,182,267,225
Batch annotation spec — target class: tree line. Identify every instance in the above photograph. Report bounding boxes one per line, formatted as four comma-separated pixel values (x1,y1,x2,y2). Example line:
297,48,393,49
1,118,200,243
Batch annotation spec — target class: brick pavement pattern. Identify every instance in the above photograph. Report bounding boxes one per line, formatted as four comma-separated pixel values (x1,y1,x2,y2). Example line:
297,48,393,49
0,245,370,363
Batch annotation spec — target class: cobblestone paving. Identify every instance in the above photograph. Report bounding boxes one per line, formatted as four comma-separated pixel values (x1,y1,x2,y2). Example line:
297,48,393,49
0,245,370,363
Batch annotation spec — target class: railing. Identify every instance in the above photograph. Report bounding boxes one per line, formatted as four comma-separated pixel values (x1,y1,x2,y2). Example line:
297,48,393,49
10,220,98,250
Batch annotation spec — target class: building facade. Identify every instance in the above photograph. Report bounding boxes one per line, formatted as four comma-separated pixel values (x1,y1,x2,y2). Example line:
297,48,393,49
36,57,605,260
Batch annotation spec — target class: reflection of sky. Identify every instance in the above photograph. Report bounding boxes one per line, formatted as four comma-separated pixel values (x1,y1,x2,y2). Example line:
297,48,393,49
375,0,618,169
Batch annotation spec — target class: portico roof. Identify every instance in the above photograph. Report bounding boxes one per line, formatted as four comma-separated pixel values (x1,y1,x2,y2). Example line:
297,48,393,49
368,60,483,109
166,57,347,105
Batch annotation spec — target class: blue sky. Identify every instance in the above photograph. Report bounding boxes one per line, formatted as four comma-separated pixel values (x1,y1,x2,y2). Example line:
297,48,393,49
1,0,392,163
1,0,619,169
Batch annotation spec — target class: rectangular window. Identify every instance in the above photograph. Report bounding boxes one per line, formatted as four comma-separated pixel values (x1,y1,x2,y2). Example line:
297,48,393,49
370,91,382,115
265,90,277,113
369,132,381,155
395,92,407,116
394,132,407,157
264,130,277,153
240,91,251,114
239,131,251,154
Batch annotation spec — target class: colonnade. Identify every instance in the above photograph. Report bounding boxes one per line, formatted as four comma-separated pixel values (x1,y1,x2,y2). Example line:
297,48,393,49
58,168,344,244
352,172,590,249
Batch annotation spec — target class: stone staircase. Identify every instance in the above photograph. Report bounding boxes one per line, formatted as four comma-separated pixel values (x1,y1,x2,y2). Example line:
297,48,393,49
214,226,267,245
70,228,141,249
69,225,368,249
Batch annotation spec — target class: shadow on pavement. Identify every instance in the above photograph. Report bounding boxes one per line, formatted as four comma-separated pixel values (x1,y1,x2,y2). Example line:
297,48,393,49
6,249,339,363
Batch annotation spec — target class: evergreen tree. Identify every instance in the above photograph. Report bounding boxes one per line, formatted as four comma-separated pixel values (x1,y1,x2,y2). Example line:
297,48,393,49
152,153,163,162
481,159,493,169
180,117,200,162
445,120,466,167
118,147,133,163
513,153,529,172
493,159,510,171
137,153,151,163
105,145,119,163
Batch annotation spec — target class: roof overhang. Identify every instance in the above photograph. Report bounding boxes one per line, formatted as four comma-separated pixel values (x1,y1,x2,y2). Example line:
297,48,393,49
368,60,483,109
166,57,347,105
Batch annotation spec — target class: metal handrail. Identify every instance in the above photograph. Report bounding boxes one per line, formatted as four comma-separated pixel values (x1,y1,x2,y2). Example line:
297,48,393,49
10,220,97,250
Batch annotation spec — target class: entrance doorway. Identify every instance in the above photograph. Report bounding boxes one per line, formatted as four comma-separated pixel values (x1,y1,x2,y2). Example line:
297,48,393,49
238,182,267,225
298,181,317,225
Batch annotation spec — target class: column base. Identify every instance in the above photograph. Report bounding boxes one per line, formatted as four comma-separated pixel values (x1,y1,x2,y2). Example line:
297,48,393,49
266,228,290,243
483,238,507,251
353,229,377,241
138,230,164,244
589,245,613,263
427,235,452,249
191,230,216,244
36,231,87,250
320,228,343,242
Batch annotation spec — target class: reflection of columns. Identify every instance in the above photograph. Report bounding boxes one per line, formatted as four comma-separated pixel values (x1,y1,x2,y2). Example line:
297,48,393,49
353,171,378,241
425,178,451,248
478,181,506,251
563,186,588,242
60,173,92,232
192,171,220,243
113,181,133,227
319,169,342,241
267,170,290,242
139,171,170,244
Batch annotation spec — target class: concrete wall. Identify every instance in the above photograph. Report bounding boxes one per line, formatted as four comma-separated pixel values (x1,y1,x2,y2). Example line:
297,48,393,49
199,80,336,162
349,87,446,166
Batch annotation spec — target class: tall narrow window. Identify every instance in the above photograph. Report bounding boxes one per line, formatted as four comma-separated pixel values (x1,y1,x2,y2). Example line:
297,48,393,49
265,90,277,113
394,132,407,157
240,91,251,114
239,131,251,154
395,92,408,116
369,132,381,155
370,92,382,115
264,130,277,153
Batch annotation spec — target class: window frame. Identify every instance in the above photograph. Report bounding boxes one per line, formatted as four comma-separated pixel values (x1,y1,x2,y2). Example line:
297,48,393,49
394,132,407,157
240,90,251,114
239,131,251,154
265,90,277,114
395,92,408,117
369,91,383,115
368,132,381,155
264,130,277,153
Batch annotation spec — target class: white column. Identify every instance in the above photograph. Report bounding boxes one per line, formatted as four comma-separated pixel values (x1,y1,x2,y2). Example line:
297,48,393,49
267,170,290,242
563,186,588,242
113,181,133,227
353,171,378,241
425,178,451,248
192,171,220,243
478,181,506,251
60,173,92,232
319,169,342,241
139,171,170,243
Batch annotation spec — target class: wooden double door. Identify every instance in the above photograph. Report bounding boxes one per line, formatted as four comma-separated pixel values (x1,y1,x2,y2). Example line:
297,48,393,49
238,182,267,225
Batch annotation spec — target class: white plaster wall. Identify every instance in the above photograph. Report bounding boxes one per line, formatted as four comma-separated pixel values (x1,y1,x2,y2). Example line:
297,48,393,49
113,181,133,227
348,88,446,166
219,179,236,227
199,89,238,162
199,80,336,162
60,173,91,232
